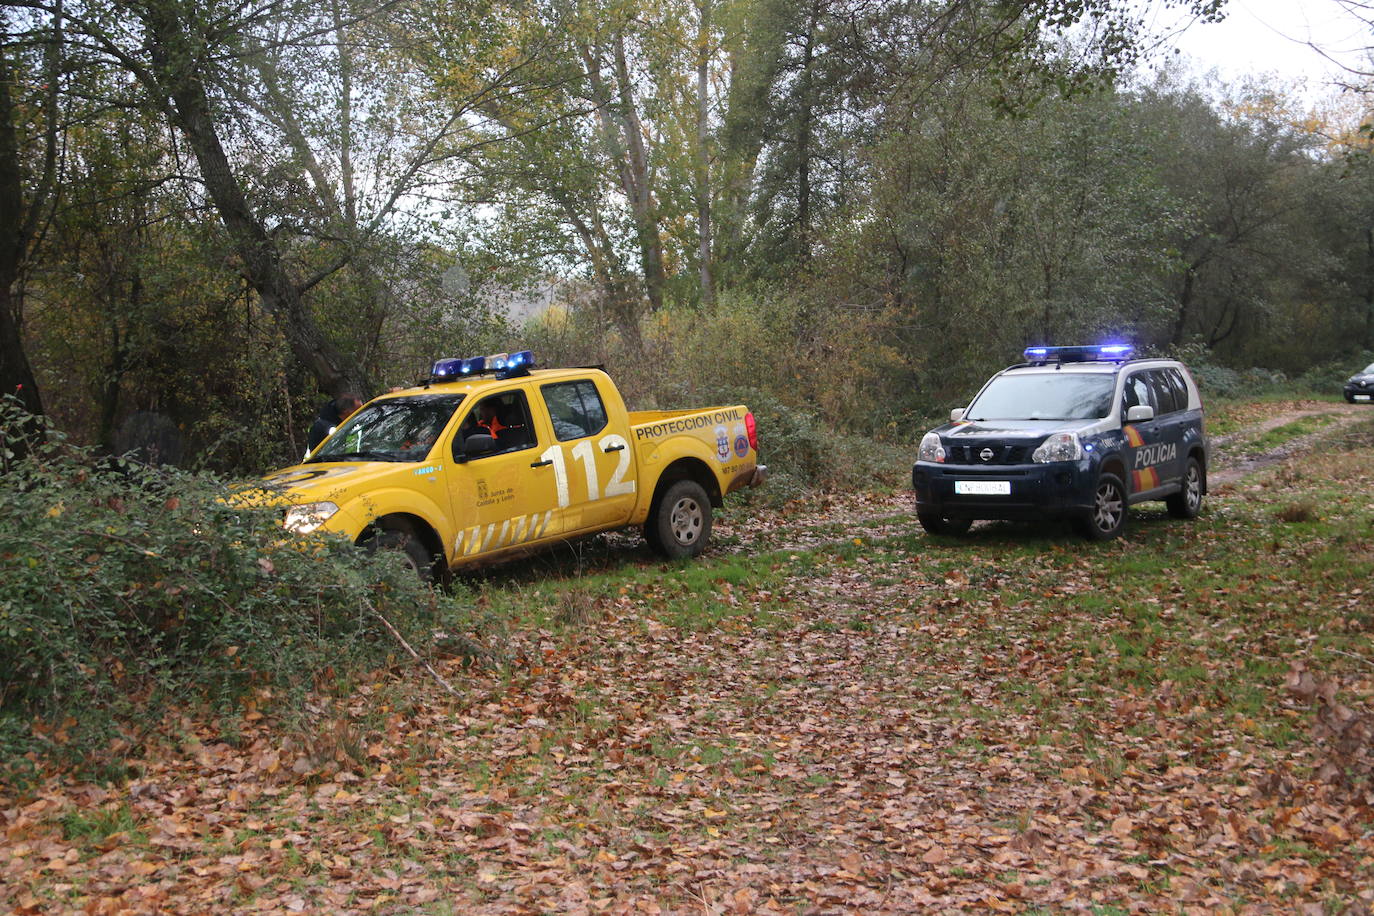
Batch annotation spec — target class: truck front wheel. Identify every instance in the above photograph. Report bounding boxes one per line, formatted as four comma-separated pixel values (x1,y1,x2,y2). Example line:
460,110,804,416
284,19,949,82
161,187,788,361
364,526,437,583
647,480,713,559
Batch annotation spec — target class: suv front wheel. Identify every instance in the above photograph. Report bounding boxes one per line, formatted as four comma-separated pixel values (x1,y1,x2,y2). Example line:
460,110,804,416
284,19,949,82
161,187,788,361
1076,473,1127,540
917,511,973,536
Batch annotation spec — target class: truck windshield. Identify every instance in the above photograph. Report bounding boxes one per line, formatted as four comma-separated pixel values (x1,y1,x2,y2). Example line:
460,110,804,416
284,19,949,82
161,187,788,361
308,394,465,463
966,374,1115,421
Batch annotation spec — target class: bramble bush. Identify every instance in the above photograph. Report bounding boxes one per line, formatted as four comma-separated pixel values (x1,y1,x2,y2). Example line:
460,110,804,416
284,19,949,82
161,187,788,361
0,398,475,785
523,292,915,501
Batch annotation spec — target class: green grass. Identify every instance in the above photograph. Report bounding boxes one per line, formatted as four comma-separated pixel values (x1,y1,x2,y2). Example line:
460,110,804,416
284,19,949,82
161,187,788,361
61,804,143,845
1242,414,1341,453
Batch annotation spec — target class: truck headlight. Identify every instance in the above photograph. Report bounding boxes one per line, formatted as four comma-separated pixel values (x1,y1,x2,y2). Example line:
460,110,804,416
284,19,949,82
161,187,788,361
1032,432,1083,463
283,501,339,534
918,432,946,463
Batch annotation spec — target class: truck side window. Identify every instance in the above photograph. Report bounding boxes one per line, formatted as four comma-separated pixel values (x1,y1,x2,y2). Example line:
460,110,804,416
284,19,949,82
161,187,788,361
454,391,536,458
541,380,609,442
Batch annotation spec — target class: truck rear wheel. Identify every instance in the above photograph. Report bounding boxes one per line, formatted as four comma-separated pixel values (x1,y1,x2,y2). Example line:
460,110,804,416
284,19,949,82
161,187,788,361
648,480,712,559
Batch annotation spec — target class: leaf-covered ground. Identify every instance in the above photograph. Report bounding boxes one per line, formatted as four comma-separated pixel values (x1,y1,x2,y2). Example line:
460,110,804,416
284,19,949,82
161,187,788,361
4,405,1374,914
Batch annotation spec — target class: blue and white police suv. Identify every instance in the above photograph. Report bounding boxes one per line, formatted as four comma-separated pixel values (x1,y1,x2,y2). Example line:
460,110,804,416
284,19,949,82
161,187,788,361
911,345,1209,540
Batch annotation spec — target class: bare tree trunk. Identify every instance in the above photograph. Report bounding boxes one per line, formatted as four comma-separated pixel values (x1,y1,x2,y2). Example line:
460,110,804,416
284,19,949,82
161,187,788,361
716,0,786,271
332,0,358,228
611,33,666,316
143,4,370,399
1364,226,1373,351
581,38,657,347
795,2,819,264
695,0,715,309
1172,264,1197,347
0,45,50,435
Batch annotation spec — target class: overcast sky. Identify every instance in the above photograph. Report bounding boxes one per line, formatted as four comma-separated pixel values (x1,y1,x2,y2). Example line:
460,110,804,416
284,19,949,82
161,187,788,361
1140,0,1370,96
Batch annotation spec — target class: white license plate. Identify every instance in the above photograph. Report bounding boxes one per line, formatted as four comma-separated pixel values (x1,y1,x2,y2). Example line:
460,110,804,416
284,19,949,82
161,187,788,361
955,480,1011,496
1357,394,1371,402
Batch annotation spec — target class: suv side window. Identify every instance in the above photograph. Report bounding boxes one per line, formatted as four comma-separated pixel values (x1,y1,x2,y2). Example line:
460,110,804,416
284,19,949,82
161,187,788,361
1122,373,1155,415
453,391,537,459
1148,370,1180,415
541,380,609,442
1165,368,1191,411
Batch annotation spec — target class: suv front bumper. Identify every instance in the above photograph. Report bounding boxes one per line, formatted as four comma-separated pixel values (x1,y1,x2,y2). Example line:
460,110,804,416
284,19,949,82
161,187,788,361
912,460,1095,520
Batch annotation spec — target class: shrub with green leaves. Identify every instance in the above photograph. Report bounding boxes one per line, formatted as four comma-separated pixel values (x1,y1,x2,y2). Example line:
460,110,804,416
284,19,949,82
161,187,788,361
0,398,463,783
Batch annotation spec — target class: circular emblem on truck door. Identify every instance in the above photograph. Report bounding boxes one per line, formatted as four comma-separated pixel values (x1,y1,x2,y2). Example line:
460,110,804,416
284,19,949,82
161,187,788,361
980,448,994,462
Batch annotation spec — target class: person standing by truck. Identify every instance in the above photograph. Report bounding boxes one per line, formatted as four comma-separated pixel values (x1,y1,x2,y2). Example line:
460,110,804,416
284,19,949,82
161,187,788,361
307,393,364,453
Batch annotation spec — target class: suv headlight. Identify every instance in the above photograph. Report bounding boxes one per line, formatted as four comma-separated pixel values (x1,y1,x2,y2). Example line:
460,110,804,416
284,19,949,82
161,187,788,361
1032,432,1083,463
918,432,946,463
283,501,339,534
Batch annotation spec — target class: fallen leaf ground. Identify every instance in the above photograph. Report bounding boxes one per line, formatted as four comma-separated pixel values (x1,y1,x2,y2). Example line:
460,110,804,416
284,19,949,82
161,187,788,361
4,402,1374,914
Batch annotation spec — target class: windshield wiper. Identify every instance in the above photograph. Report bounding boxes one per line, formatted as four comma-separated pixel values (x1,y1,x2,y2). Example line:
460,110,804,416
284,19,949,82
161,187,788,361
308,450,404,463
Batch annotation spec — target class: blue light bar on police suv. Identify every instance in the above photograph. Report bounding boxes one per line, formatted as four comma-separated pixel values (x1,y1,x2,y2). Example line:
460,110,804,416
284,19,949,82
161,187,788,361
429,349,535,381
1023,344,1135,364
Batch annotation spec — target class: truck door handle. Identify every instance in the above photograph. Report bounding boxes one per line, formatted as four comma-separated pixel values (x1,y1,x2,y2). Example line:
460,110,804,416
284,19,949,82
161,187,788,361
603,444,625,453
531,458,553,468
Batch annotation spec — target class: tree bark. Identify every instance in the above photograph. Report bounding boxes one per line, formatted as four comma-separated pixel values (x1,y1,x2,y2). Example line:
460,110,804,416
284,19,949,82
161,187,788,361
0,48,48,431
611,33,666,316
1172,263,1197,347
794,2,819,263
695,0,715,309
1364,226,1373,351
143,3,370,399
580,37,655,347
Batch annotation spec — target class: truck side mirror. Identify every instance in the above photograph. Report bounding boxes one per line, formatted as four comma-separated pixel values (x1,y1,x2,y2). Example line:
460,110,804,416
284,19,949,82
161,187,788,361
458,433,497,461
1126,405,1155,423
950,408,966,422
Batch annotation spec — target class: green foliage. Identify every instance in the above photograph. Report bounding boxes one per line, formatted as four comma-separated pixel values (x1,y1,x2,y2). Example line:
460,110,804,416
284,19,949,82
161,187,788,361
11,0,1374,490
0,398,469,784
523,288,912,497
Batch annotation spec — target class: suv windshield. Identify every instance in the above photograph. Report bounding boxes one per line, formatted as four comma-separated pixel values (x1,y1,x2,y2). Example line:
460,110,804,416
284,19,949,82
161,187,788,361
966,373,1115,421
309,394,465,463
1362,363,1374,375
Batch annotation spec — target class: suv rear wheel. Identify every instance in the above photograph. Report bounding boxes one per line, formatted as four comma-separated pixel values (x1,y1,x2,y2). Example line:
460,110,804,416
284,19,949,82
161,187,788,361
1166,457,1204,519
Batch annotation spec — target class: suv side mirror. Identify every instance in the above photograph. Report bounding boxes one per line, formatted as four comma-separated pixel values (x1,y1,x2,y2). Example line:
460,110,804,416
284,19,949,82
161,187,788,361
1126,405,1155,422
950,408,966,422
458,433,497,461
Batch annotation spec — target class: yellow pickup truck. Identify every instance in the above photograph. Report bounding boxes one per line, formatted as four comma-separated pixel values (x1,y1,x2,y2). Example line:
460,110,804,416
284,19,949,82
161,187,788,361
251,351,766,578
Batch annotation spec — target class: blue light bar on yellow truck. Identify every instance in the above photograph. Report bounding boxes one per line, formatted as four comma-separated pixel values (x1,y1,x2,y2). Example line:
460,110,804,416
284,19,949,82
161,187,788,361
430,349,535,381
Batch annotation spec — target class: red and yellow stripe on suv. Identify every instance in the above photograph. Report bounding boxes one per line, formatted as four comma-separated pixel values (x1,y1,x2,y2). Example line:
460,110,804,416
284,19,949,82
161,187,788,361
1124,425,1159,492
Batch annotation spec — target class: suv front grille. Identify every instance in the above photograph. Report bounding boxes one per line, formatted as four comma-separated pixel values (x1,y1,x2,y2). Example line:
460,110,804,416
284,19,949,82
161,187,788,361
947,443,1032,465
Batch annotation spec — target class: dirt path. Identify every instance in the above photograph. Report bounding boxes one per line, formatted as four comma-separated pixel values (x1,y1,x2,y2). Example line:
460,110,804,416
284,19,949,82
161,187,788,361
1208,401,1370,488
